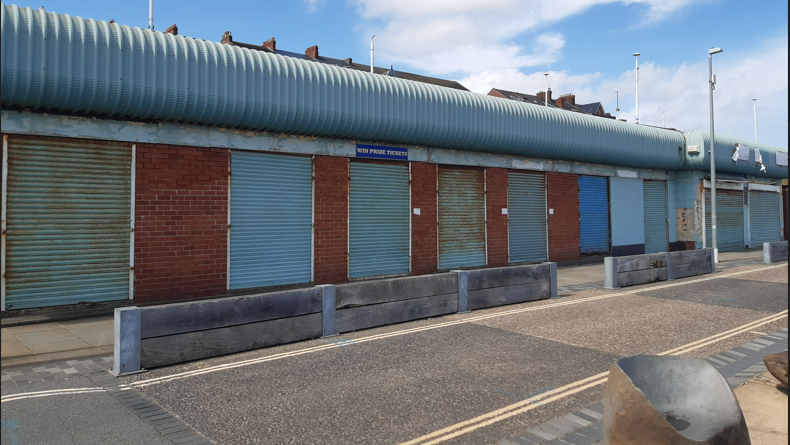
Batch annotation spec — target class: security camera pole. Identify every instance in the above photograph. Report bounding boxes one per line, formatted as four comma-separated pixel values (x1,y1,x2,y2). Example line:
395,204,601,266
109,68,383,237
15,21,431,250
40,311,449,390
708,47,723,266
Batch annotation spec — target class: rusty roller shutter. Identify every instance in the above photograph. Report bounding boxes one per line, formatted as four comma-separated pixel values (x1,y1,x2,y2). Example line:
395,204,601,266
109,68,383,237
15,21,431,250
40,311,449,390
705,189,745,252
438,167,486,270
4,135,131,310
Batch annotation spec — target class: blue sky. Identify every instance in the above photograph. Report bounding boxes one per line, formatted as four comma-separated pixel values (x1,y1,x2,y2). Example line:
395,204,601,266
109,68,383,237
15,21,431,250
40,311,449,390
18,0,790,146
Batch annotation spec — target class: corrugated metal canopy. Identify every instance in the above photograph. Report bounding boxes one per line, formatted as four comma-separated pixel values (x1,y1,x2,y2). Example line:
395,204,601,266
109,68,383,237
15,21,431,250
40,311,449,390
0,3,692,172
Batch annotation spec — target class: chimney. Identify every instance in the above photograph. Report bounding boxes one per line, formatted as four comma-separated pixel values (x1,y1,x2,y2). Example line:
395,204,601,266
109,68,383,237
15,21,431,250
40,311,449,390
263,37,276,52
546,87,552,102
558,93,575,105
344,58,353,66
165,24,178,35
536,89,553,103
305,45,319,59
221,31,232,44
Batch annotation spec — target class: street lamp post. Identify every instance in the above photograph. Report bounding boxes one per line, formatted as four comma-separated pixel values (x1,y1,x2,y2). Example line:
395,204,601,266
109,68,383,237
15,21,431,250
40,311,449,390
615,91,620,119
633,53,641,124
752,98,758,142
708,47,723,266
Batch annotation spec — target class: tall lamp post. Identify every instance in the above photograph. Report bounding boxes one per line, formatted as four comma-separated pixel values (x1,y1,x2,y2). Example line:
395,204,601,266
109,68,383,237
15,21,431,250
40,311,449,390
615,91,620,119
633,53,641,124
752,98,758,142
708,47,723,266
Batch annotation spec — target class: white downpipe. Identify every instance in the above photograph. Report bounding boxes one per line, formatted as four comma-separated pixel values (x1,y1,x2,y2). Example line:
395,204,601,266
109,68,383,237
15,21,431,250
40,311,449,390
129,144,136,300
1,135,7,311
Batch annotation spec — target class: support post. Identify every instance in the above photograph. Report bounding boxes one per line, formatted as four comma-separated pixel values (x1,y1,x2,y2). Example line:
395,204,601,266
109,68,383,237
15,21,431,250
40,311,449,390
708,249,716,274
549,262,558,299
764,243,772,264
666,252,673,281
320,285,337,337
112,307,142,376
605,257,619,289
453,270,469,313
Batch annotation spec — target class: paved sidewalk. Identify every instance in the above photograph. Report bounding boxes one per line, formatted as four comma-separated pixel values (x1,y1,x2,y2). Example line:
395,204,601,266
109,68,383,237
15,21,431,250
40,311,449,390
1,317,113,369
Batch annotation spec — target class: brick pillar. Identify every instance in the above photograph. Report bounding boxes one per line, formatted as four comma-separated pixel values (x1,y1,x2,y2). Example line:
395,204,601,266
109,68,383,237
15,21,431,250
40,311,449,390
486,168,509,267
134,144,228,304
314,156,349,284
411,162,438,275
547,172,581,262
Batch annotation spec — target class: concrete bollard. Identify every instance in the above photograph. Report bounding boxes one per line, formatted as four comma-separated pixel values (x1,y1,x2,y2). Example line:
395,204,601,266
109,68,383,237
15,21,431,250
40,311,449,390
604,257,619,289
453,270,469,313
112,307,142,376
320,284,337,337
549,262,558,299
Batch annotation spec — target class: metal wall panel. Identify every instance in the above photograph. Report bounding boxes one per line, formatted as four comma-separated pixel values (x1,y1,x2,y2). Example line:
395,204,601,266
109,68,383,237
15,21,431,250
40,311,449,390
705,190,745,252
5,135,130,309
643,181,669,254
230,151,312,289
349,162,410,278
749,191,782,246
0,4,695,173
438,167,486,270
578,175,610,254
610,178,645,248
507,171,547,263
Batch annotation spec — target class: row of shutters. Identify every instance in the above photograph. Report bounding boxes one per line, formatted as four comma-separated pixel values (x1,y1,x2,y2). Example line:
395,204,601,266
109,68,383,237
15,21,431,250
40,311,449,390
2,136,783,309
704,189,783,252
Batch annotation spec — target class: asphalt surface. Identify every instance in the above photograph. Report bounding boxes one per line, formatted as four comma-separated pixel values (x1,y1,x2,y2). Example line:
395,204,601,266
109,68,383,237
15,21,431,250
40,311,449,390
0,375,173,445
2,262,788,445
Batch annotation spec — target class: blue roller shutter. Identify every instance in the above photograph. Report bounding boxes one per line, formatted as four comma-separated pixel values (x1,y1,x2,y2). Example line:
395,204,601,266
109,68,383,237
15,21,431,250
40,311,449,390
507,171,547,263
5,135,131,310
643,181,669,254
578,176,610,254
230,151,312,289
749,191,782,246
349,163,410,278
438,167,486,270
705,189,745,252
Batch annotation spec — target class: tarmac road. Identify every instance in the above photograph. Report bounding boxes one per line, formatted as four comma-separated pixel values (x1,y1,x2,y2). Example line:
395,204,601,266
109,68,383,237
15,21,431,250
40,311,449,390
2,262,788,445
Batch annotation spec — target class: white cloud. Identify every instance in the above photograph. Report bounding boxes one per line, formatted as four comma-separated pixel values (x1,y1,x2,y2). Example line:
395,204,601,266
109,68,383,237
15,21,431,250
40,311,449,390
351,0,702,75
304,0,326,13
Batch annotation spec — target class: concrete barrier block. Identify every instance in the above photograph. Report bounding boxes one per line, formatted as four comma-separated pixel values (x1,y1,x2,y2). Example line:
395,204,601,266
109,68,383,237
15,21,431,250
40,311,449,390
112,307,142,376
549,263,558,299
765,241,789,263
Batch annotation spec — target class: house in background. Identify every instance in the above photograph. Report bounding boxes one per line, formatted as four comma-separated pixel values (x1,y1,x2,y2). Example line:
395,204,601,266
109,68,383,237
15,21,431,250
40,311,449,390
488,88,615,119
221,32,469,91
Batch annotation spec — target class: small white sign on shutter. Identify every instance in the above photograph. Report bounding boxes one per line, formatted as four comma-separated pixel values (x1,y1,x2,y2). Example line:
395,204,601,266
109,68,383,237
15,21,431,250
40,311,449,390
777,151,789,167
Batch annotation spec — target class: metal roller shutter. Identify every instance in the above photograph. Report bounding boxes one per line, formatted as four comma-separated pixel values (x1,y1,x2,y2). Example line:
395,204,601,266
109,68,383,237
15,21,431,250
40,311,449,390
507,171,547,263
4,135,131,310
750,191,782,246
705,189,745,252
349,162,410,278
578,176,610,254
643,181,669,254
438,167,486,270
230,151,312,289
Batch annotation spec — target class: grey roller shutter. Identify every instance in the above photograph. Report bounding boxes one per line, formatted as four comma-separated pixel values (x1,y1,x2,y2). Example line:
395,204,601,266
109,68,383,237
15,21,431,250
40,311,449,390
438,167,486,270
5,135,131,310
750,191,782,246
643,181,669,254
230,151,312,289
349,162,410,278
705,189,745,252
507,171,547,263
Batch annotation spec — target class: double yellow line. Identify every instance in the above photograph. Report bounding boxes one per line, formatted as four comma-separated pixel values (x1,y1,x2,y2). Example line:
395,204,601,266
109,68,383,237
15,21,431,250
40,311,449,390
401,309,788,445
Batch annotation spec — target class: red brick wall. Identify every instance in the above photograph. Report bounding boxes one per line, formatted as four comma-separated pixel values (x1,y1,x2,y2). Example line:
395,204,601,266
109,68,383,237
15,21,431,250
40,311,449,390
411,162,438,275
486,168,509,267
134,144,228,304
314,156,349,284
784,187,788,241
546,172,581,262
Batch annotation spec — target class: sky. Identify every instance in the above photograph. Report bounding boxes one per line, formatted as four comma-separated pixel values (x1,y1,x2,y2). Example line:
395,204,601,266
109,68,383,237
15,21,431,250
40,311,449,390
20,0,790,147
